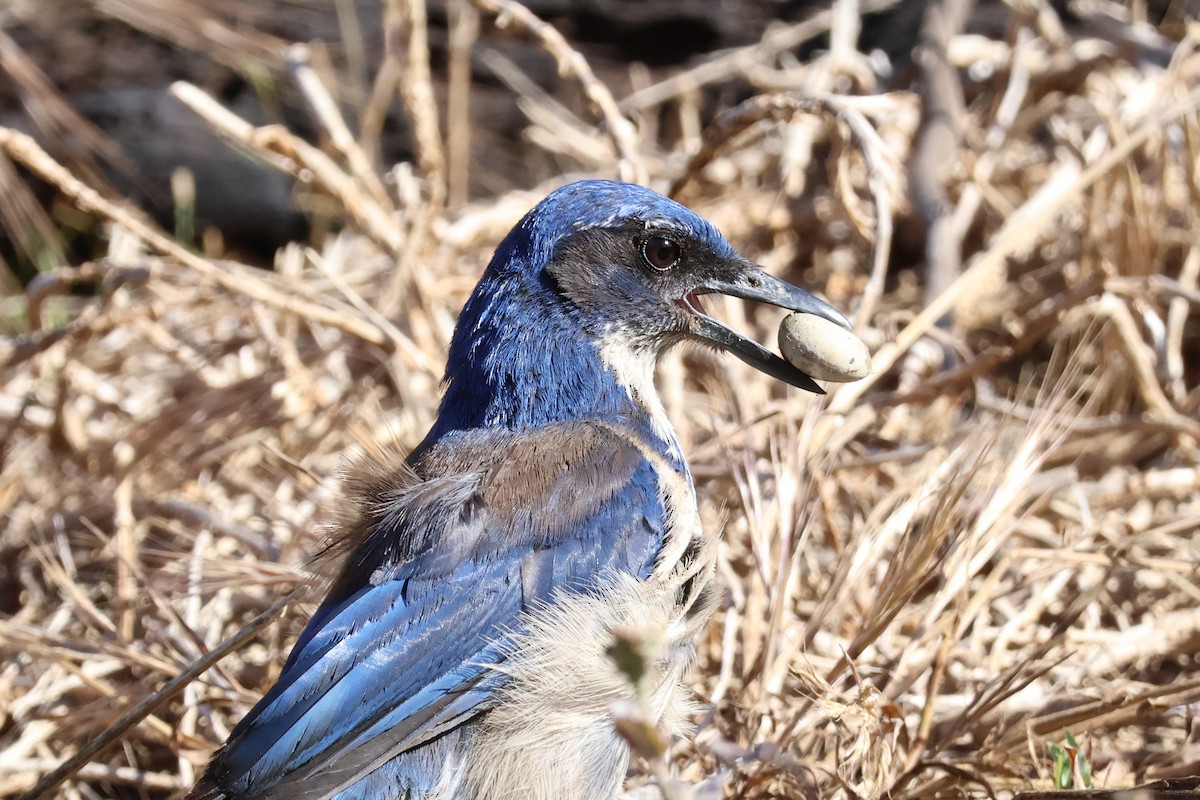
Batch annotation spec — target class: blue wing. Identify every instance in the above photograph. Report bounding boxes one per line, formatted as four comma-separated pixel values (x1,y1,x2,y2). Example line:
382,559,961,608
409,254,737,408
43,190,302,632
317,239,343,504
198,423,668,800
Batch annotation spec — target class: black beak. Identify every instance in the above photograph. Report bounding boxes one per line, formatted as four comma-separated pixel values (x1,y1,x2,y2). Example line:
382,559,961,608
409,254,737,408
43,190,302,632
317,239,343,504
682,263,851,394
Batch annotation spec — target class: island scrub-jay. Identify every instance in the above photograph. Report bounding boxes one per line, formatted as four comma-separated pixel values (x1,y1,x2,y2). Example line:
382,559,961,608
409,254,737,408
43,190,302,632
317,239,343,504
190,180,850,800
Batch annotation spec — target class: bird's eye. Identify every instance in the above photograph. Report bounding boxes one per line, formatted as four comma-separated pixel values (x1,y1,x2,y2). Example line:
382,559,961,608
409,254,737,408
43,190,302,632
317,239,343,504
641,236,681,271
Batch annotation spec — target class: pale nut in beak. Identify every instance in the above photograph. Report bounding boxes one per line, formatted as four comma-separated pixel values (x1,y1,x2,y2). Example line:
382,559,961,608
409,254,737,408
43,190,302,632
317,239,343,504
778,312,872,383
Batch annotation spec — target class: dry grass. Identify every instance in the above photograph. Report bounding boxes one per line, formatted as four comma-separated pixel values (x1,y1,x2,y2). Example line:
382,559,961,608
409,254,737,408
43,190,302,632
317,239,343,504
2,1,1199,798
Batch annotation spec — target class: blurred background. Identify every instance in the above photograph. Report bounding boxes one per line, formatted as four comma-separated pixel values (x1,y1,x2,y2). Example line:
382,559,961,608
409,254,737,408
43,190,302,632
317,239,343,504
1,1,1199,799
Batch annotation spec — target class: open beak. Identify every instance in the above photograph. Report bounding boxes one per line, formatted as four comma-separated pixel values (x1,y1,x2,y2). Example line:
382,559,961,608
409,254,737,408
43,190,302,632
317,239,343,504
679,263,851,394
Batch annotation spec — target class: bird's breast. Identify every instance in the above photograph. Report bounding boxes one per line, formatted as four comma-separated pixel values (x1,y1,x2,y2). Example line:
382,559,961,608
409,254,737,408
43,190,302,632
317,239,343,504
598,419,714,639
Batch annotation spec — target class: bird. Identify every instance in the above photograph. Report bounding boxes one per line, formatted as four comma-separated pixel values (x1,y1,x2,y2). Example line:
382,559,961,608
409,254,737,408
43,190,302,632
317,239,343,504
190,180,849,800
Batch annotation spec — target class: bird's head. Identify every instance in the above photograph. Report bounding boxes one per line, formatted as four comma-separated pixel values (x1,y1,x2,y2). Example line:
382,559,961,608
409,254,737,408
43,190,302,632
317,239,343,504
484,180,850,393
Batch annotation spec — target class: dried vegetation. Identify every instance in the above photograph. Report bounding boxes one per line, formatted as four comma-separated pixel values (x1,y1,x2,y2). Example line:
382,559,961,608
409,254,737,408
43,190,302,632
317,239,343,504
1,1,1198,799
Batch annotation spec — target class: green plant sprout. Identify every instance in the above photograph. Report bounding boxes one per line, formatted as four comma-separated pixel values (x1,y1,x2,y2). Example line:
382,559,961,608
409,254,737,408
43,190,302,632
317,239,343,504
1047,730,1093,790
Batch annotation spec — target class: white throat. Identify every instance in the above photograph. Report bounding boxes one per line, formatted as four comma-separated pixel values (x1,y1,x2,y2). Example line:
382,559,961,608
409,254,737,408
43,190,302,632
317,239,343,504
595,336,677,449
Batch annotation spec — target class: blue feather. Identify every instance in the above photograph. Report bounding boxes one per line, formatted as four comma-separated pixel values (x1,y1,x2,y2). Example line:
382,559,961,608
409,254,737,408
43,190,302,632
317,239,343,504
203,427,668,799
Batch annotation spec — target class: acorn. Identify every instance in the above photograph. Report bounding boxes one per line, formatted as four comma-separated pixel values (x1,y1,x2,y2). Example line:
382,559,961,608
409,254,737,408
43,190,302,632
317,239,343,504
778,313,872,382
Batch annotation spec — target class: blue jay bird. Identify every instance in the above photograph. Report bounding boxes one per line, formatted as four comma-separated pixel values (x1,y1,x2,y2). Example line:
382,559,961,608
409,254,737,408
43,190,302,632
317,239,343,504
190,180,849,800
